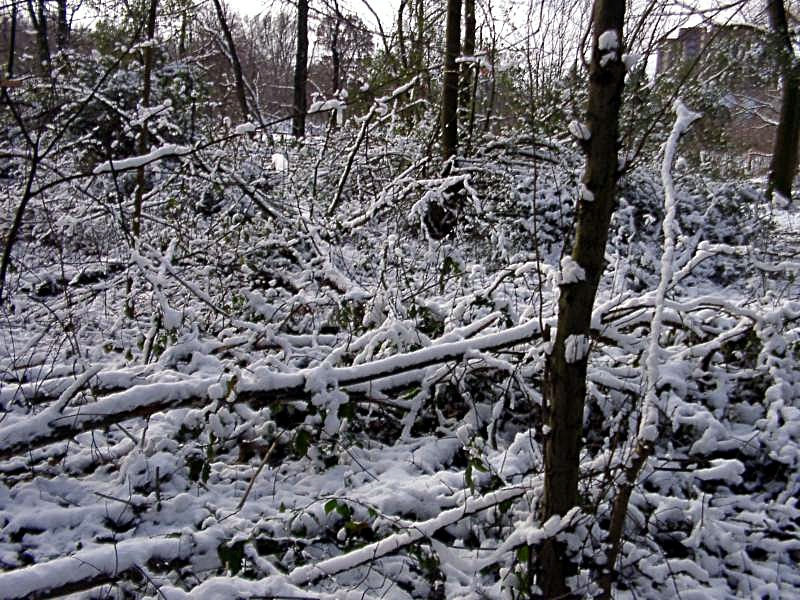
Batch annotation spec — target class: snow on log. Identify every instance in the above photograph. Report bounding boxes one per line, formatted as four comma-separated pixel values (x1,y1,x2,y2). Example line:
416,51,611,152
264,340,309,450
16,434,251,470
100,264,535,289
0,320,540,461
0,534,191,600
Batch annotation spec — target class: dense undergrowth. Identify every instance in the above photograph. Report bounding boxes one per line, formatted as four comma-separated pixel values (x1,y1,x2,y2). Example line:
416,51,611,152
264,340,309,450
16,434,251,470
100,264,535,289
1,75,799,599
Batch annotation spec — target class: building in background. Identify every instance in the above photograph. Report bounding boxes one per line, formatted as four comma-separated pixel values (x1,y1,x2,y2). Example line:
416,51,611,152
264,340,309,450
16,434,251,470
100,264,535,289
656,25,780,176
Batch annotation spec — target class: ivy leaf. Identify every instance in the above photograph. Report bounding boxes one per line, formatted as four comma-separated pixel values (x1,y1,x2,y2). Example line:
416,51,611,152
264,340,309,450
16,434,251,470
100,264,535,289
294,429,311,457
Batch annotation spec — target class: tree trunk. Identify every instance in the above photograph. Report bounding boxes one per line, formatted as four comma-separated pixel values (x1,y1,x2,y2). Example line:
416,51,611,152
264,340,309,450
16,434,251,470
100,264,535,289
6,1,17,77
331,0,341,94
766,0,799,204
538,0,627,597
440,0,461,161
396,0,408,70
460,0,476,150
292,0,309,139
132,0,158,242
27,0,50,73
211,0,249,121
56,0,69,50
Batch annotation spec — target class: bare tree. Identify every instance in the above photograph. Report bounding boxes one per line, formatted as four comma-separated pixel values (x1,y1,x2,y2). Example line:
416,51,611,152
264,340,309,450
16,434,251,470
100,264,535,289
27,0,51,72
6,0,18,77
538,0,627,596
57,0,69,49
129,0,159,321
460,0,476,150
211,0,250,121
766,0,799,203
293,0,309,138
441,0,461,161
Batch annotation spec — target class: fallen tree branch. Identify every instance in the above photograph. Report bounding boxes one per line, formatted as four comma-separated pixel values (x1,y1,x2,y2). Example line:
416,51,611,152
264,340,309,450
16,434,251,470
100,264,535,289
287,485,528,585
0,534,192,600
0,319,541,461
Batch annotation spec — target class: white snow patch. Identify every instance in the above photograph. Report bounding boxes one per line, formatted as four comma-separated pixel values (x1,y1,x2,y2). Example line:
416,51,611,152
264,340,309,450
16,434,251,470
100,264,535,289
622,52,641,71
568,120,591,141
271,153,288,172
234,122,256,135
560,256,586,284
564,334,590,363
598,30,619,51
93,144,192,174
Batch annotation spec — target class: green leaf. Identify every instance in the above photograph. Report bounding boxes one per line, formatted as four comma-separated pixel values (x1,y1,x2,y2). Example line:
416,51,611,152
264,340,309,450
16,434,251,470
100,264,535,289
335,503,352,519
324,499,339,514
294,429,311,457
218,540,245,576
472,458,488,473
465,462,474,493
516,545,530,563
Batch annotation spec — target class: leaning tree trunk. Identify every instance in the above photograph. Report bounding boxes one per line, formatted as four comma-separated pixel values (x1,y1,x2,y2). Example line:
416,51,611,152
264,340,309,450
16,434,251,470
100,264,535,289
538,0,627,597
211,0,249,121
292,0,309,139
766,0,799,204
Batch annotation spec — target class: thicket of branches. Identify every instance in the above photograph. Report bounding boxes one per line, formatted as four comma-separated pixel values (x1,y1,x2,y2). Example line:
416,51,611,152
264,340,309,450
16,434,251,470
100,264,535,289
1,0,799,598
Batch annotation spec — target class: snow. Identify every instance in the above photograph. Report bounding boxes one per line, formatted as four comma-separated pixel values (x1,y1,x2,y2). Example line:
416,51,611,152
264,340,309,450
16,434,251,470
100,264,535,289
598,30,619,51
234,122,256,135
93,144,192,174
560,256,586,284
638,100,701,443
564,334,590,363
271,152,288,172
622,52,641,71
568,119,591,141
3,54,800,600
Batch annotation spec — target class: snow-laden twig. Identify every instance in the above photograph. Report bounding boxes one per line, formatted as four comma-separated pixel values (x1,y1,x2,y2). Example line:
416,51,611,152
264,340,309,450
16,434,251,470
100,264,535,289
0,532,195,599
287,485,528,585
638,100,701,443
601,100,701,600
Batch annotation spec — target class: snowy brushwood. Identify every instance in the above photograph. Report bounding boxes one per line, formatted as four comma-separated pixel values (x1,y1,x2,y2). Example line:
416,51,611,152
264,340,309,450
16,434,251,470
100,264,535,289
0,319,541,460
638,100,701,443
600,99,701,600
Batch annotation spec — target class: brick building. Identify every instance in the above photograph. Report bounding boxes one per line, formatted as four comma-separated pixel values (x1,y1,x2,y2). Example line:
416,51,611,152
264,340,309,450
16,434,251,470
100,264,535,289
655,25,780,175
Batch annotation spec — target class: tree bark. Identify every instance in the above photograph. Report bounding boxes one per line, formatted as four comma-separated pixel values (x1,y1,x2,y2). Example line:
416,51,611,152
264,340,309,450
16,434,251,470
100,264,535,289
766,0,799,204
460,0,476,150
441,0,461,161
56,0,69,50
27,0,51,73
292,0,309,139
539,0,627,597
132,0,158,241
211,0,249,121
330,0,341,94
7,1,17,77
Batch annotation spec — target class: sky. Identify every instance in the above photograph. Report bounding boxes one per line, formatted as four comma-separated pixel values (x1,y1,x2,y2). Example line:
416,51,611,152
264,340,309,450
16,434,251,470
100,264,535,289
227,0,399,32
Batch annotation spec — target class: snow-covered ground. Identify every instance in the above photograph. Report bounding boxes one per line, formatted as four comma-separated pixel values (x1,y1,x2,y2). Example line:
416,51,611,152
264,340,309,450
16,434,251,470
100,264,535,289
1,124,799,598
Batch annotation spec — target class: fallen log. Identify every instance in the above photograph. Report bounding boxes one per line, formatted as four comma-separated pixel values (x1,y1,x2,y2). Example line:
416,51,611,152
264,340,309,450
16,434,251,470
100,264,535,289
0,320,541,461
